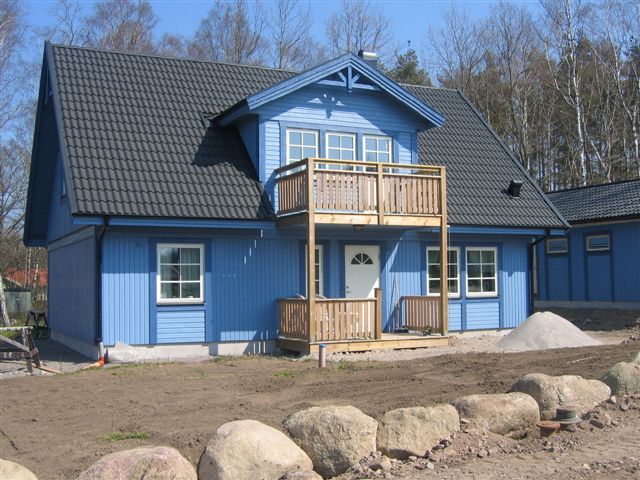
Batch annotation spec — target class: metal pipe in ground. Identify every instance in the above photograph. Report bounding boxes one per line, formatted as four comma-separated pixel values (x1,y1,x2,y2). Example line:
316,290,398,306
318,344,326,368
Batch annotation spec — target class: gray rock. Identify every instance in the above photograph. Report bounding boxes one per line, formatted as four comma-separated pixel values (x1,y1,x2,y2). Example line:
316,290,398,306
451,393,539,435
603,362,640,396
77,446,195,480
279,471,323,480
284,405,377,478
510,373,611,420
198,420,312,480
369,456,392,471
0,460,38,480
377,405,460,459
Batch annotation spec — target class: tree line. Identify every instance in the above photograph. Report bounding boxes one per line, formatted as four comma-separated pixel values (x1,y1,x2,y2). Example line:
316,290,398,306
0,0,638,308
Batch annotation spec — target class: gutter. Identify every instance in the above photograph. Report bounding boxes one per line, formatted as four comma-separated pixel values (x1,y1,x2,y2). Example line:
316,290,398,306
95,216,109,364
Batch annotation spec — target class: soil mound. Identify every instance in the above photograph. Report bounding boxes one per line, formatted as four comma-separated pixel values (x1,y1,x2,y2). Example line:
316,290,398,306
497,311,600,351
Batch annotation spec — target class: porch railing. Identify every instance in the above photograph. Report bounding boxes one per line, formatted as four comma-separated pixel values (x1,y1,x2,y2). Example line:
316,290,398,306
275,158,444,222
279,288,382,342
401,296,442,333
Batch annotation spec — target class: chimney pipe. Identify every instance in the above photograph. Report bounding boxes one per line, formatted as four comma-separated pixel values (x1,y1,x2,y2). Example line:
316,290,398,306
357,50,378,68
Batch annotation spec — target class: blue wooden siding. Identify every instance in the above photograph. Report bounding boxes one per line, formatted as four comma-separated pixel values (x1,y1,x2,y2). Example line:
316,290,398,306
102,234,150,345
537,221,640,303
47,152,77,242
48,231,96,343
256,84,423,203
236,115,259,173
100,229,534,346
157,309,205,343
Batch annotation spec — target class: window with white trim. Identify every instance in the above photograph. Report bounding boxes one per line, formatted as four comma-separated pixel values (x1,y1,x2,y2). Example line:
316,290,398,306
586,234,610,252
546,238,568,254
326,132,356,161
426,247,460,297
363,135,392,162
466,247,498,297
157,244,204,303
305,244,324,296
286,129,318,164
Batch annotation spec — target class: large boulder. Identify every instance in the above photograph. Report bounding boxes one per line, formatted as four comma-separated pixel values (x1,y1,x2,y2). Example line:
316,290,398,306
77,446,195,480
284,406,377,478
602,362,640,395
198,419,312,480
511,373,611,420
451,393,539,435
376,405,459,459
0,460,38,480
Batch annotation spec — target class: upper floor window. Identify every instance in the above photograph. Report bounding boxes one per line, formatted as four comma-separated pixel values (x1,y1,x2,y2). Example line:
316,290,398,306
586,234,610,252
466,247,498,297
363,135,392,162
546,238,568,254
426,247,460,297
326,132,355,161
286,129,318,164
157,244,204,304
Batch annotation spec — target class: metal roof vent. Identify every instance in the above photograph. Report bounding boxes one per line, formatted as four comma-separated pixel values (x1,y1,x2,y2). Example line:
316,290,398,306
508,180,524,198
357,50,378,68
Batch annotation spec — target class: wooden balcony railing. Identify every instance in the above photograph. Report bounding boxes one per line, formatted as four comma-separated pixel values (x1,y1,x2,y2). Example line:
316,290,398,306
275,158,445,226
401,296,442,333
279,288,382,342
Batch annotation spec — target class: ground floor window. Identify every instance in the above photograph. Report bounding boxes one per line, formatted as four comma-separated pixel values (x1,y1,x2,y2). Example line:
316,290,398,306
157,244,204,303
426,247,460,297
586,234,610,252
466,247,497,297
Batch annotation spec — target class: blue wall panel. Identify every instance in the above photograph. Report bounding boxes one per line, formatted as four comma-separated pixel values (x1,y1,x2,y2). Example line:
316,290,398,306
157,309,205,343
448,302,462,331
102,234,150,345
236,115,259,173
501,241,529,328
48,233,96,343
466,301,500,330
47,152,77,243
537,221,640,303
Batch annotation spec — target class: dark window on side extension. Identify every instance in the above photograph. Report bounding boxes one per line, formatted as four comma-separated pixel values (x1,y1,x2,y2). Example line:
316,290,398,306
546,238,568,254
586,234,610,252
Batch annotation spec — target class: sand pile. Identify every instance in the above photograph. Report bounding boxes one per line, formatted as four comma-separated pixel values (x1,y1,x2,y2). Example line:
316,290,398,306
497,311,601,352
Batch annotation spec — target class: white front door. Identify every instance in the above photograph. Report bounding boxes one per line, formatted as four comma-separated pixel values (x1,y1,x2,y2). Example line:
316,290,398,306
345,245,380,298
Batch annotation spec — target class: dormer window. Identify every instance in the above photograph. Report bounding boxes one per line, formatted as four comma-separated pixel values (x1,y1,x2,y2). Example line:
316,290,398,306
363,135,392,162
326,132,355,161
286,129,318,164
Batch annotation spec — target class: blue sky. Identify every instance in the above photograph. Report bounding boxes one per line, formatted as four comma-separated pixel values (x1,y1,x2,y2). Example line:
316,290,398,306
21,0,541,70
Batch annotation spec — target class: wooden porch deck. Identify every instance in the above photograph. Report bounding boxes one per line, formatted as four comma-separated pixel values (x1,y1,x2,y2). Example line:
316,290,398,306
277,333,449,355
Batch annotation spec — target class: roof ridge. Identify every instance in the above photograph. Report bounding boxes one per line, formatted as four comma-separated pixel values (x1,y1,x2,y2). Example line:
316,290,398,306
50,42,298,74
547,178,640,195
402,83,459,92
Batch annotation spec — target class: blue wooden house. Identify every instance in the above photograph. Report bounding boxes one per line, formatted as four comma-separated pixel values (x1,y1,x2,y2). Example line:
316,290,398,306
24,43,567,359
536,180,640,309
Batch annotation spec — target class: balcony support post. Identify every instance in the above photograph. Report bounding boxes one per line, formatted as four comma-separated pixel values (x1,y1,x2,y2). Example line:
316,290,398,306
306,158,316,342
376,163,384,224
439,167,448,336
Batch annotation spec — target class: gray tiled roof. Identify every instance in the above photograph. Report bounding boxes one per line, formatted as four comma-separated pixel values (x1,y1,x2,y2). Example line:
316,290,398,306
547,180,640,223
48,44,566,227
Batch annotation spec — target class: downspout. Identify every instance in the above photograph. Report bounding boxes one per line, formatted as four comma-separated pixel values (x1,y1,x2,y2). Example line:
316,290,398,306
95,216,109,364
528,229,551,316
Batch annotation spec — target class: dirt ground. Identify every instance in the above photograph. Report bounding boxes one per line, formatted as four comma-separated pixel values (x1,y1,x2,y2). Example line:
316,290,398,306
1,337,638,479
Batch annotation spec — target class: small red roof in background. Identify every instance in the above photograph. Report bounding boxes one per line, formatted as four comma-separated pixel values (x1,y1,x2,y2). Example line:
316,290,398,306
3,268,48,287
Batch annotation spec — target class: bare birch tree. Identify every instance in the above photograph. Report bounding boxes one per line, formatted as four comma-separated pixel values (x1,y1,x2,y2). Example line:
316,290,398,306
189,0,267,65
325,0,392,57
268,0,320,70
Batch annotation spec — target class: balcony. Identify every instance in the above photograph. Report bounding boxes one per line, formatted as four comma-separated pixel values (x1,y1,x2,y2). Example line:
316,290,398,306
274,158,446,227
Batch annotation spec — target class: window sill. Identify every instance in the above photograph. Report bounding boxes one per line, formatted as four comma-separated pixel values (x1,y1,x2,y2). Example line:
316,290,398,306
466,294,499,299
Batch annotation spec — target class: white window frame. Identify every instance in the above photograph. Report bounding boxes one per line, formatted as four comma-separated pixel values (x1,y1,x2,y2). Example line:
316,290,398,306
586,234,610,252
326,132,356,161
286,128,318,165
426,246,460,298
363,134,393,163
157,243,205,304
546,237,568,254
465,247,498,298
304,244,324,297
